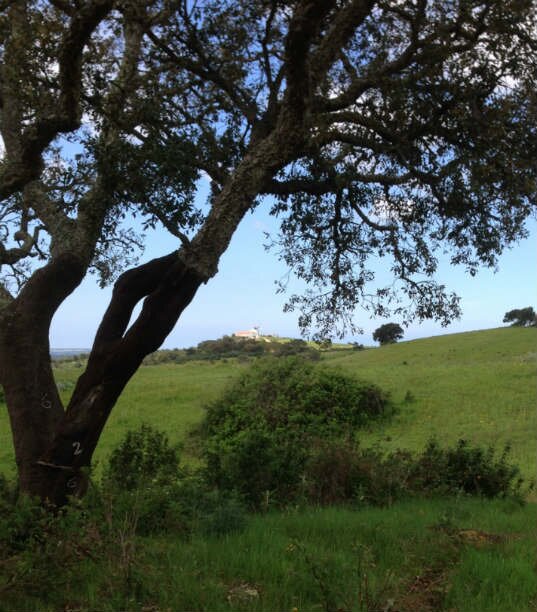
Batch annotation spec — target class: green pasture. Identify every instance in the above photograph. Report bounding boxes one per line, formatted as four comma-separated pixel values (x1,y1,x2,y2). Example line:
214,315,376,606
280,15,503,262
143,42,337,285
0,326,535,482
1,326,536,611
325,326,537,480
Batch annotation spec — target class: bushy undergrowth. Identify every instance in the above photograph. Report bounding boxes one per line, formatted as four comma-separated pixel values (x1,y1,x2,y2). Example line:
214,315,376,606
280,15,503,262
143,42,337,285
100,424,246,538
0,418,532,609
103,424,182,491
197,357,531,508
302,438,532,507
201,357,392,507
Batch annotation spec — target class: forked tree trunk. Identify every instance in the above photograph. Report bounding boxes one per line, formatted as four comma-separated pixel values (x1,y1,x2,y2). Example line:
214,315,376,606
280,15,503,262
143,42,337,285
1,125,298,506
40,260,204,506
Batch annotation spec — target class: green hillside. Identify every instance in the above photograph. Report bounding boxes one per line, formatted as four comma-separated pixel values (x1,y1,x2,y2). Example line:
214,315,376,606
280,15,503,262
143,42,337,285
325,326,537,479
0,327,535,481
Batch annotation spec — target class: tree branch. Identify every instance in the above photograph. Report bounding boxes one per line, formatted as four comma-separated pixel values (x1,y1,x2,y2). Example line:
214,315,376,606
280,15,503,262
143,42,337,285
310,0,375,85
0,0,114,199
88,251,180,357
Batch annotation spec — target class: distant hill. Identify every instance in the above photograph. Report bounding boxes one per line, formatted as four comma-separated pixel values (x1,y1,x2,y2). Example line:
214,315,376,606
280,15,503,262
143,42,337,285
51,349,89,360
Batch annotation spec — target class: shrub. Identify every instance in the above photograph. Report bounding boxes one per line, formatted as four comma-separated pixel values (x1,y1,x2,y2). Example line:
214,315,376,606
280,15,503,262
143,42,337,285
103,424,181,491
102,427,247,537
301,439,532,507
201,357,391,507
410,439,532,499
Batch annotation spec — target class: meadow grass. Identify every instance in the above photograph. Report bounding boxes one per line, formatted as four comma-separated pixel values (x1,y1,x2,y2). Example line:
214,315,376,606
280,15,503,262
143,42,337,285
0,327,536,611
4,497,535,611
324,327,537,480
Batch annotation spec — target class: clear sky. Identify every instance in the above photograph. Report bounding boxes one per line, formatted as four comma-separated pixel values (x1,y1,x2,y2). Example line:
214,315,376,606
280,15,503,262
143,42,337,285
49,180,537,349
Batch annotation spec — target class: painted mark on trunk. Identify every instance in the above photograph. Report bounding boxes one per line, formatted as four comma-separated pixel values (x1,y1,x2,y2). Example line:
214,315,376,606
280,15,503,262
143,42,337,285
40,393,52,410
66,477,77,489
72,441,83,456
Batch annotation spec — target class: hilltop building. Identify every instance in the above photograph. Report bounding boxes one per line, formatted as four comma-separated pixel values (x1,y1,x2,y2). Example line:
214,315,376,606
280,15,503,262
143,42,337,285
234,326,261,340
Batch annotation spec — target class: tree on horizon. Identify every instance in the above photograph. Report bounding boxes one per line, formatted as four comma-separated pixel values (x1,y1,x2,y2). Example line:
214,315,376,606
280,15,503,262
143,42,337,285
373,323,404,345
503,307,537,328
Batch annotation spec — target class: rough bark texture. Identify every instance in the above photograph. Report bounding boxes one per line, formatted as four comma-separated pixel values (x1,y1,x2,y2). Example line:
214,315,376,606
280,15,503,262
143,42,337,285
0,253,87,499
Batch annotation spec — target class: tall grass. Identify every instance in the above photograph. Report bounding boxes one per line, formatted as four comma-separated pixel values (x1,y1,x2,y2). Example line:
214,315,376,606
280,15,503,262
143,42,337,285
2,497,535,611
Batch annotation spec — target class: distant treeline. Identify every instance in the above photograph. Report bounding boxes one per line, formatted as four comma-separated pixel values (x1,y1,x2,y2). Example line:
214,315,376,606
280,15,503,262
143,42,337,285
142,336,321,365
51,336,363,368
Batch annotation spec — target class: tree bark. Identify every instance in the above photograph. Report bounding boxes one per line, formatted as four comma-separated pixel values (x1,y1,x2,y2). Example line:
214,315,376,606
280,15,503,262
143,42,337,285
0,252,87,499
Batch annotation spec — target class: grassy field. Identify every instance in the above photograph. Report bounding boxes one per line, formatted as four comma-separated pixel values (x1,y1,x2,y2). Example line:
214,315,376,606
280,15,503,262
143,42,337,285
325,326,537,480
0,326,535,480
1,326,536,611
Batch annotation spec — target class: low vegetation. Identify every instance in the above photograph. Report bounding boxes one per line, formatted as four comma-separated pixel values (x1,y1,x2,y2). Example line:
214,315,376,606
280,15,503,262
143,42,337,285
0,421,535,611
0,327,535,609
201,357,391,508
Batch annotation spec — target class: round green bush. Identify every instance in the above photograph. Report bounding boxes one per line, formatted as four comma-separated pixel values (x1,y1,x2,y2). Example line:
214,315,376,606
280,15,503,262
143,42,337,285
201,357,391,507
103,424,181,491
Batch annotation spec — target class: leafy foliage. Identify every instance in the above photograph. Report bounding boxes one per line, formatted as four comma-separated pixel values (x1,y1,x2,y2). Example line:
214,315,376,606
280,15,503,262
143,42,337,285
100,424,246,537
2,1,536,327
103,424,181,491
201,357,391,507
410,439,532,499
303,439,533,507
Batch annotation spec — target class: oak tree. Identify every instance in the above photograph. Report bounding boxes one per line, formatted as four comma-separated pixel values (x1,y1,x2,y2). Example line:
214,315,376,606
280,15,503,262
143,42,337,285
503,307,536,327
0,0,535,505
373,323,404,345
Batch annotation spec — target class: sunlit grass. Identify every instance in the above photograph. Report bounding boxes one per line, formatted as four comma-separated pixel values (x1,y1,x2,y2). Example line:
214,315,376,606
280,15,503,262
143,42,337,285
324,327,537,480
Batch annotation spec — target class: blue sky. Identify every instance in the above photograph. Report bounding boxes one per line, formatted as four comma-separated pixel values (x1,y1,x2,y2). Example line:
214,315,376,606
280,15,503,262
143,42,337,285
49,186,537,349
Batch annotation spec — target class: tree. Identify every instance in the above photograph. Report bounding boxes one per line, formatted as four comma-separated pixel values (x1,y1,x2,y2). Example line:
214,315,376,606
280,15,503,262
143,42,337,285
373,323,404,345
503,307,537,327
0,0,535,505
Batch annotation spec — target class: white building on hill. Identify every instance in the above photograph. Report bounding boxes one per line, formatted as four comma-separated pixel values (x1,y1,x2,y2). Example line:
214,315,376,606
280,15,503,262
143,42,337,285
234,326,260,339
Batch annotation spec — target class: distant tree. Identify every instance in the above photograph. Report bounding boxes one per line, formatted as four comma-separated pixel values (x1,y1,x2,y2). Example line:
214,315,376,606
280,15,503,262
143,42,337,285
503,307,537,327
373,323,404,345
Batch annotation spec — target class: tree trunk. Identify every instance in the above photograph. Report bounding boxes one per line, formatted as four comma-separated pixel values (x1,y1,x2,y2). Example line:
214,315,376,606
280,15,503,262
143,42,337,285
2,125,297,506
0,252,86,500
40,260,204,506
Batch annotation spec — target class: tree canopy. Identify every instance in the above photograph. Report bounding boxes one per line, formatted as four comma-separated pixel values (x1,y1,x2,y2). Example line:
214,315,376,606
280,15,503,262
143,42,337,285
503,307,536,327
0,0,536,504
373,322,404,345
